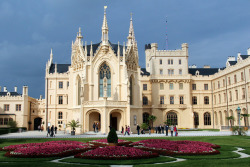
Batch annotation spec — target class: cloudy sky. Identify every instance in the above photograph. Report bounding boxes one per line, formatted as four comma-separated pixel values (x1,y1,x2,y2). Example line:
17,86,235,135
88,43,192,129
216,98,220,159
0,0,250,98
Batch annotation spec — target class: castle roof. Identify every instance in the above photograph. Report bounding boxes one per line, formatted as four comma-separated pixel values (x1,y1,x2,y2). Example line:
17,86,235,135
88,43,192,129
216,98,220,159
228,61,237,66
188,68,221,76
240,55,250,60
0,92,21,96
141,68,150,76
86,41,126,56
49,64,70,74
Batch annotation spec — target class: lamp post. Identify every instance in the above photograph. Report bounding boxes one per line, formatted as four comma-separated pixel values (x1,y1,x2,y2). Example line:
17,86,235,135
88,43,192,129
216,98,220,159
236,106,241,128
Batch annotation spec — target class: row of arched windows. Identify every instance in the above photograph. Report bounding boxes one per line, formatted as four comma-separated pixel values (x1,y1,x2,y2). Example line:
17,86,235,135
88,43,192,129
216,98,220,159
142,112,211,126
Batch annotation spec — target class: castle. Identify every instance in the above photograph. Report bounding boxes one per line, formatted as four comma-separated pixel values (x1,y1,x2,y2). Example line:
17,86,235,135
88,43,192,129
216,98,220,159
0,8,249,134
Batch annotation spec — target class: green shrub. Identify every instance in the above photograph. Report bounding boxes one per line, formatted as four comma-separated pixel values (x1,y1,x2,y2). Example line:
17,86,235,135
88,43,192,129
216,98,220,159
0,128,9,135
8,121,18,128
232,126,246,136
9,128,19,133
107,128,118,143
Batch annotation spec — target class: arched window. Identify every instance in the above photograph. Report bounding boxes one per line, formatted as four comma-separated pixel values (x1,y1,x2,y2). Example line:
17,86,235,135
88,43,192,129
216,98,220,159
194,112,199,126
143,96,148,105
143,113,149,124
167,112,178,125
99,63,111,97
130,77,133,105
204,112,211,125
77,77,81,105
58,112,63,119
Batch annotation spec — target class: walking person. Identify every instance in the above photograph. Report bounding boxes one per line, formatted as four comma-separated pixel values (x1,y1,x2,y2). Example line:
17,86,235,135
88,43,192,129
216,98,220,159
158,125,161,134
96,122,99,133
155,126,158,134
124,125,128,136
170,125,174,137
165,124,169,136
55,126,57,134
47,126,50,137
127,126,130,135
148,125,151,135
174,126,178,136
136,124,140,135
50,125,55,137
93,123,96,132
161,125,164,134
121,126,124,135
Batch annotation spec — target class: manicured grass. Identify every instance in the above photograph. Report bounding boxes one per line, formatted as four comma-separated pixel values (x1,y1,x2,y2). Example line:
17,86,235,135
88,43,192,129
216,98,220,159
134,158,250,167
240,147,250,155
0,136,249,166
62,156,175,165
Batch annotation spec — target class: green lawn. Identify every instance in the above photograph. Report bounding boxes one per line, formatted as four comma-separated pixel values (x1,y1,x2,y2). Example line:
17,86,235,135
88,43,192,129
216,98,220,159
0,136,249,167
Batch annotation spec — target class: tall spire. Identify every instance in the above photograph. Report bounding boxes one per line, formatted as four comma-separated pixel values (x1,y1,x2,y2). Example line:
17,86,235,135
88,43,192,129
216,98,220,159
50,48,53,60
102,6,109,44
77,27,83,42
127,13,135,46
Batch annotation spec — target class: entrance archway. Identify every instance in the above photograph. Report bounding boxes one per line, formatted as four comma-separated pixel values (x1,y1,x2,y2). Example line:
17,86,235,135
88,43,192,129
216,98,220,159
89,112,101,132
34,117,42,130
110,110,122,131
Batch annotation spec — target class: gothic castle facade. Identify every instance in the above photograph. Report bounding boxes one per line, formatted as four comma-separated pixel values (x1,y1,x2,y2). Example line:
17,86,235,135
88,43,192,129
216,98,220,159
0,8,249,133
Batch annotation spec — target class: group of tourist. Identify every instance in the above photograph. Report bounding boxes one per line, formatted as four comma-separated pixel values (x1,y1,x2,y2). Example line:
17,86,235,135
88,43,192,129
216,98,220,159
46,125,57,137
92,122,99,133
121,125,131,136
134,124,178,136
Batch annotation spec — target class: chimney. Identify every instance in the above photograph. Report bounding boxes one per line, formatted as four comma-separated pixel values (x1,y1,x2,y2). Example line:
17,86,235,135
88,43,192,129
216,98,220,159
3,86,7,92
0,86,1,92
14,86,17,92
40,95,42,100
23,86,28,95
248,48,250,55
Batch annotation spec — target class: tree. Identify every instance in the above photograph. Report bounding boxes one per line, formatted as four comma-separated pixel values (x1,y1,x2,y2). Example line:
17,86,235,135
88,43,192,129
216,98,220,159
232,126,246,136
8,121,18,128
140,123,149,130
241,114,250,127
107,128,118,143
148,115,157,128
67,120,80,131
226,116,234,128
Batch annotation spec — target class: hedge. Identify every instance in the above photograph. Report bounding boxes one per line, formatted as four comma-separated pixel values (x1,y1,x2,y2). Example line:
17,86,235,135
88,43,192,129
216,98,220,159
0,128,9,135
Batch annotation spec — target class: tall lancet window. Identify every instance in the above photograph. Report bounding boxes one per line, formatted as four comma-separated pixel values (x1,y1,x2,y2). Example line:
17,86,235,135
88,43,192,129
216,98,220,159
77,77,81,105
130,77,133,105
99,63,111,97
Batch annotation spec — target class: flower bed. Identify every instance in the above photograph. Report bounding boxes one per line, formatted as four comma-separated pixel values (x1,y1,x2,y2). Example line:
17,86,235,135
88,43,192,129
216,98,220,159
3,141,92,158
1,140,88,151
131,139,220,156
88,139,132,146
75,146,159,160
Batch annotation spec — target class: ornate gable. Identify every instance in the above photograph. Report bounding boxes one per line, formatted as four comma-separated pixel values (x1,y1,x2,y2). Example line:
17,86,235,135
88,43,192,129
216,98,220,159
125,46,138,71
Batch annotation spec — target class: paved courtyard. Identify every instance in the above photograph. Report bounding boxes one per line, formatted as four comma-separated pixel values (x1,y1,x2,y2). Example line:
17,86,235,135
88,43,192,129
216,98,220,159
0,130,249,139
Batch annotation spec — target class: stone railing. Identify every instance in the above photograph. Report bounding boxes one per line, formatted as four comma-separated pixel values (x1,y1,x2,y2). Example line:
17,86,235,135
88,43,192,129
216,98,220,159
83,100,127,107
157,104,187,109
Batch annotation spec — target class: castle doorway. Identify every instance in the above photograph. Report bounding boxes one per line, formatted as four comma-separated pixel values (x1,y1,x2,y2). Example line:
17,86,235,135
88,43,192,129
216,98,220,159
34,117,42,130
89,112,101,132
109,110,122,131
